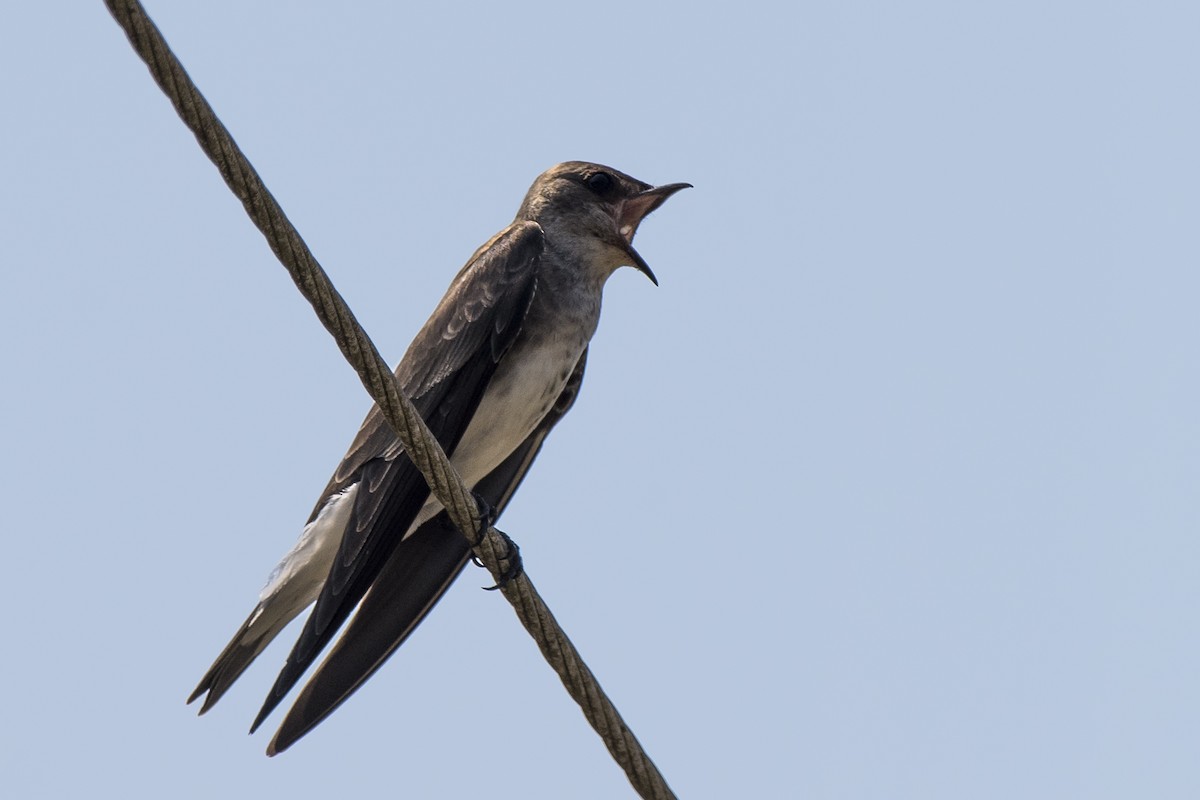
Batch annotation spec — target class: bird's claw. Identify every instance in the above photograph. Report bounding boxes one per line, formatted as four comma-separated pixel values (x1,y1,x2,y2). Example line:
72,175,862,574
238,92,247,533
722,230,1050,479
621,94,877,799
477,528,523,591
466,491,522,588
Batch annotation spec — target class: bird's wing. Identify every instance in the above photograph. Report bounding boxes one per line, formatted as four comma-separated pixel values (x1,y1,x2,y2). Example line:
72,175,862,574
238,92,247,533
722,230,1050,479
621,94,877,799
245,220,543,732
265,348,589,754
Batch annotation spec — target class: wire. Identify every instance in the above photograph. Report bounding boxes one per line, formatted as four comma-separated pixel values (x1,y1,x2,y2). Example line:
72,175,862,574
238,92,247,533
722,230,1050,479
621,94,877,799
103,2,677,797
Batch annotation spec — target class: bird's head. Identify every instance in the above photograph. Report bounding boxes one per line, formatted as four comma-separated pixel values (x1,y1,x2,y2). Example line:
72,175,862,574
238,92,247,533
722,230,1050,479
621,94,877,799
517,161,690,286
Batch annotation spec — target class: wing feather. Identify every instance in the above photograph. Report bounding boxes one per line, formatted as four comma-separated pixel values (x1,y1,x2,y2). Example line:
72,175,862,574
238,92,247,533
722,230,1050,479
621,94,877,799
250,221,543,732
266,349,588,754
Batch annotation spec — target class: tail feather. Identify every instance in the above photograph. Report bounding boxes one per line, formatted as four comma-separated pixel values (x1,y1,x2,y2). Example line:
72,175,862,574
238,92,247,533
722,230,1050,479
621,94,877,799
267,519,470,754
188,595,308,713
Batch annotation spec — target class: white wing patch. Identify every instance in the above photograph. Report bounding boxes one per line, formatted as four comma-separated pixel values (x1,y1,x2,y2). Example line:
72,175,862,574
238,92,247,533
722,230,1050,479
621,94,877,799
259,484,359,604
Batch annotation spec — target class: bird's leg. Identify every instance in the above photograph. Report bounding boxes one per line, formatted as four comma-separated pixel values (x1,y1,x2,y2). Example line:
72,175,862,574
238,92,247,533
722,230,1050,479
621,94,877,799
470,491,498,542
468,490,523,590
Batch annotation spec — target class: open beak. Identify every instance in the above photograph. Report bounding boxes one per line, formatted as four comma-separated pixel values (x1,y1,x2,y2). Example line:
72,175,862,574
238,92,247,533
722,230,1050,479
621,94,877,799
617,182,692,285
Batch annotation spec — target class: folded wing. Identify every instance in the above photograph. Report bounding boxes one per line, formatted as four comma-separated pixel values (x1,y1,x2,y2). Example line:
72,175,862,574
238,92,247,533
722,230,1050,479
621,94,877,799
265,349,588,754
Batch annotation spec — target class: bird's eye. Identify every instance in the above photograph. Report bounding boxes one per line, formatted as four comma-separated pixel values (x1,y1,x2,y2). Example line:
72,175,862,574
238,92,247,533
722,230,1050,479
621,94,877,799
584,172,615,195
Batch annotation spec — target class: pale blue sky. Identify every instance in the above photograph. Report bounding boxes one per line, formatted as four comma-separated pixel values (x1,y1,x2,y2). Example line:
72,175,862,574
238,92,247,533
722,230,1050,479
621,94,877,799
3,2,1198,798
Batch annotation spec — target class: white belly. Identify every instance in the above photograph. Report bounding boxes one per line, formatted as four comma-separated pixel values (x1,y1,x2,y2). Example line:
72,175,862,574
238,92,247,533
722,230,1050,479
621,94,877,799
258,327,587,611
412,333,586,526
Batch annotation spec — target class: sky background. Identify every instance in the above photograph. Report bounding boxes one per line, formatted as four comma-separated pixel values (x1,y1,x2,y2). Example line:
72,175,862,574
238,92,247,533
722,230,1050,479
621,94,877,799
3,2,1198,798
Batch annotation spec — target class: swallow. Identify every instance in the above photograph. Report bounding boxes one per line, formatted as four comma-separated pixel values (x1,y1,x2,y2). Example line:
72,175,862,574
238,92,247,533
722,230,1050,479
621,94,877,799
188,161,689,754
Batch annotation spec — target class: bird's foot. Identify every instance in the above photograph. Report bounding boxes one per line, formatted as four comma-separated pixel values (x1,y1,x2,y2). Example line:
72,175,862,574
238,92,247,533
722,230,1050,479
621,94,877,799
468,491,523,589
480,528,522,591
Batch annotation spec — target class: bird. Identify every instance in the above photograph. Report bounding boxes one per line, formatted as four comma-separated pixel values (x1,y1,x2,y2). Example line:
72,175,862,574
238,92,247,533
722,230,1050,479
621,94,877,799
187,161,689,755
